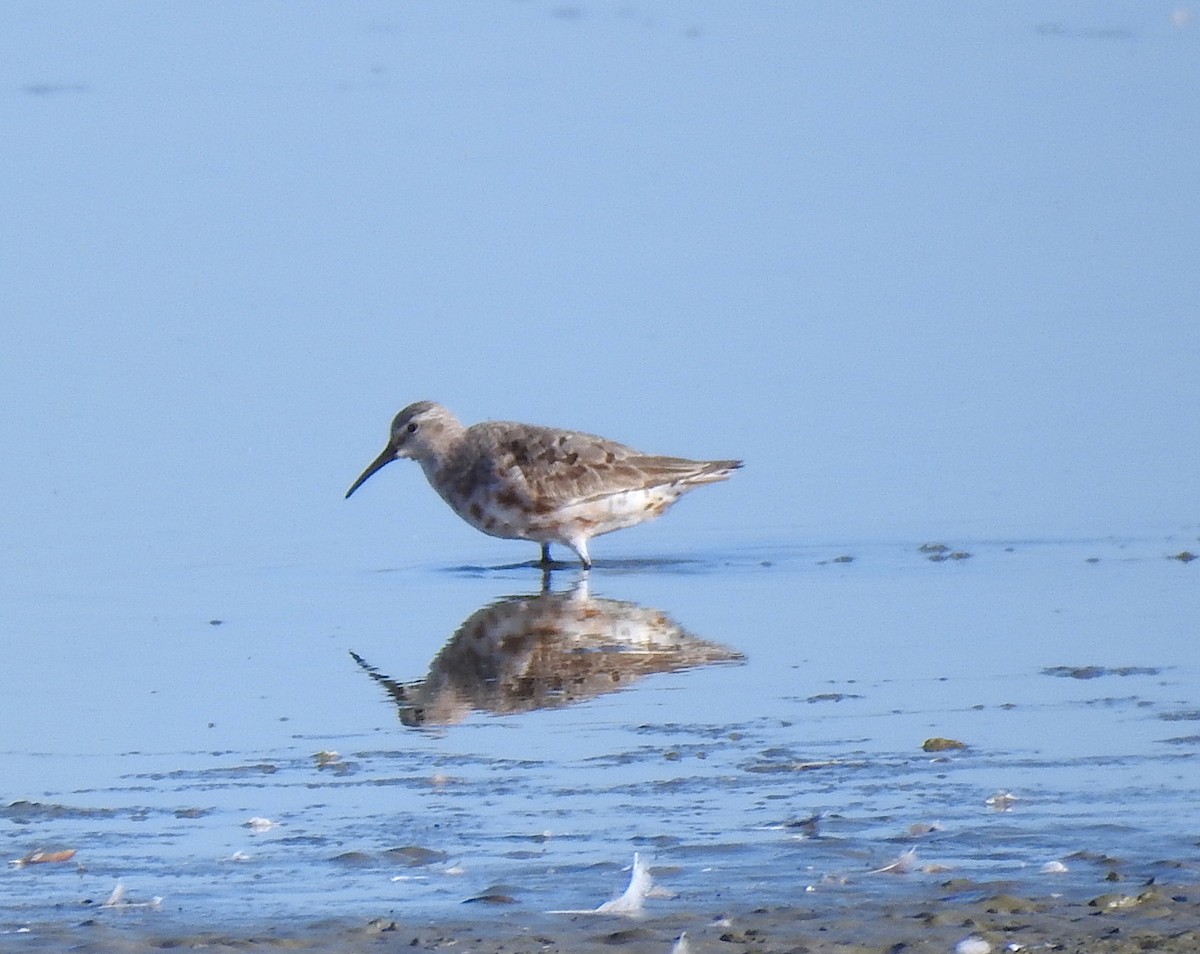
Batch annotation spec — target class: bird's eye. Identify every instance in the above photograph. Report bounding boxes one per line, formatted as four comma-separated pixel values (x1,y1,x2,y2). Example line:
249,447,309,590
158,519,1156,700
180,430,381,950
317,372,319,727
406,422,418,434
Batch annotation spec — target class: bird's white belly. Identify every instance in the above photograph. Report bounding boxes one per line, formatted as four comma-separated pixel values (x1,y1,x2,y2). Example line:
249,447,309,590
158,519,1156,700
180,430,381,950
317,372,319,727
541,487,678,540
444,479,679,545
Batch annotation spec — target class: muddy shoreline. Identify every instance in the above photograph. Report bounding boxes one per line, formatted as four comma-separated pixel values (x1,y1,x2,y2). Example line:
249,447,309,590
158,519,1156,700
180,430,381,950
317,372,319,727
10,879,1199,953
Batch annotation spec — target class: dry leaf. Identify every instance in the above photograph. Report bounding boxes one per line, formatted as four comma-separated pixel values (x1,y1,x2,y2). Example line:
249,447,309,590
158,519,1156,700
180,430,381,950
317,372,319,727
9,849,77,867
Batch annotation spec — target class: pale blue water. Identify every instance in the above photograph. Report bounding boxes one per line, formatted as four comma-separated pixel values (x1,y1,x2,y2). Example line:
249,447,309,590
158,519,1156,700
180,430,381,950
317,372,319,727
2,539,1197,925
2,0,1198,932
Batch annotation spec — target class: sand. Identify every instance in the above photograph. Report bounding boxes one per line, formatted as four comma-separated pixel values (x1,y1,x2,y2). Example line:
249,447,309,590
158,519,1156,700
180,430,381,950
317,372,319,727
9,879,1199,953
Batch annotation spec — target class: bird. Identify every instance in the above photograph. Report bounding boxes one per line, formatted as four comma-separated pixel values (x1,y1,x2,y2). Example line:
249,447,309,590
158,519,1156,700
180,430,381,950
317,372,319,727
345,401,741,568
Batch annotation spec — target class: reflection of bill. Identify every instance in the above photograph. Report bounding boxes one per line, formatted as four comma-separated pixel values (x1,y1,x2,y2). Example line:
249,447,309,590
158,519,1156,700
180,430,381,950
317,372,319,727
351,581,744,727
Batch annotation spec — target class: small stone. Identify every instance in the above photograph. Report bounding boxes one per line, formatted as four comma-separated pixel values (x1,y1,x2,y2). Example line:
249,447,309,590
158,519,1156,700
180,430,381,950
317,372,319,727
923,737,967,752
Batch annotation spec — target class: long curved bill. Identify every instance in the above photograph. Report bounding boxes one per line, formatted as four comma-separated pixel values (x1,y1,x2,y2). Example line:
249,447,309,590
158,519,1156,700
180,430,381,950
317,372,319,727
345,446,396,498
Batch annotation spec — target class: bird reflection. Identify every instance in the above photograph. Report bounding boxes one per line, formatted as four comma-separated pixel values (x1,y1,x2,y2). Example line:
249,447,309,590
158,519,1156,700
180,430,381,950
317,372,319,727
351,580,743,726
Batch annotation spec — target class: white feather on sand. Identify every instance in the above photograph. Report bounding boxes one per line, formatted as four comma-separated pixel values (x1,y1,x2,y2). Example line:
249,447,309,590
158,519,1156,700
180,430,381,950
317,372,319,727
100,882,163,909
550,853,654,917
868,846,952,875
869,847,920,874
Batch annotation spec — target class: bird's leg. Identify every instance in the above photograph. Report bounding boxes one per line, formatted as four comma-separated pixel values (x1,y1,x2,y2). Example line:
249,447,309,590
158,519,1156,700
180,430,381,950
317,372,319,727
541,540,592,571
567,538,593,571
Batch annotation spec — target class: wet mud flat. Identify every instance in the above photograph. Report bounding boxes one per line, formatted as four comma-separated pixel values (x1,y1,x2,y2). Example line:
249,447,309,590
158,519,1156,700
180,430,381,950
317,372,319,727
8,878,1200,954
4,539,1196,950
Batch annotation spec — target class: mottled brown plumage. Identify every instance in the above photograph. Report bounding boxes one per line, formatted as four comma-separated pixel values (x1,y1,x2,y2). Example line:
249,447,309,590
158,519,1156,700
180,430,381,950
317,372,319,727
345,401,741,568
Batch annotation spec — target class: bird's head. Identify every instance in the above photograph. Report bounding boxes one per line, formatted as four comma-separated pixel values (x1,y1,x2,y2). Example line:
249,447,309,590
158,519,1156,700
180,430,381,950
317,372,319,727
345,401,461,498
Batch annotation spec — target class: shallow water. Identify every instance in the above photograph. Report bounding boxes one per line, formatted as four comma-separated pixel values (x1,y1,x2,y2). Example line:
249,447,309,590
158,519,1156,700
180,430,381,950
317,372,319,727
4,538,1196,928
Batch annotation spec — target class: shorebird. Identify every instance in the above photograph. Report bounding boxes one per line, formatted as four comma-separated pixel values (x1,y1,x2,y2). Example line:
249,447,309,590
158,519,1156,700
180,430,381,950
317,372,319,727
345,401,741,568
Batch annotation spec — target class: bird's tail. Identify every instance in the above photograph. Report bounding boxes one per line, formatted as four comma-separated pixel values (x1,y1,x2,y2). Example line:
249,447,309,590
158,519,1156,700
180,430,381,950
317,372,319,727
685,459,743,485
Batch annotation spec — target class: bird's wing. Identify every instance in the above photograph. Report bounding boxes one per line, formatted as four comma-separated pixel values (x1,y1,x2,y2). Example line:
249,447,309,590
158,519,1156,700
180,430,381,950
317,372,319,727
471,422,734,507
465,422,658,506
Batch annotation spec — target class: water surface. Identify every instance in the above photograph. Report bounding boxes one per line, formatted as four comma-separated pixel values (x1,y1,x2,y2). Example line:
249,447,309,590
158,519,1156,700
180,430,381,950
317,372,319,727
4,539,1196,926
